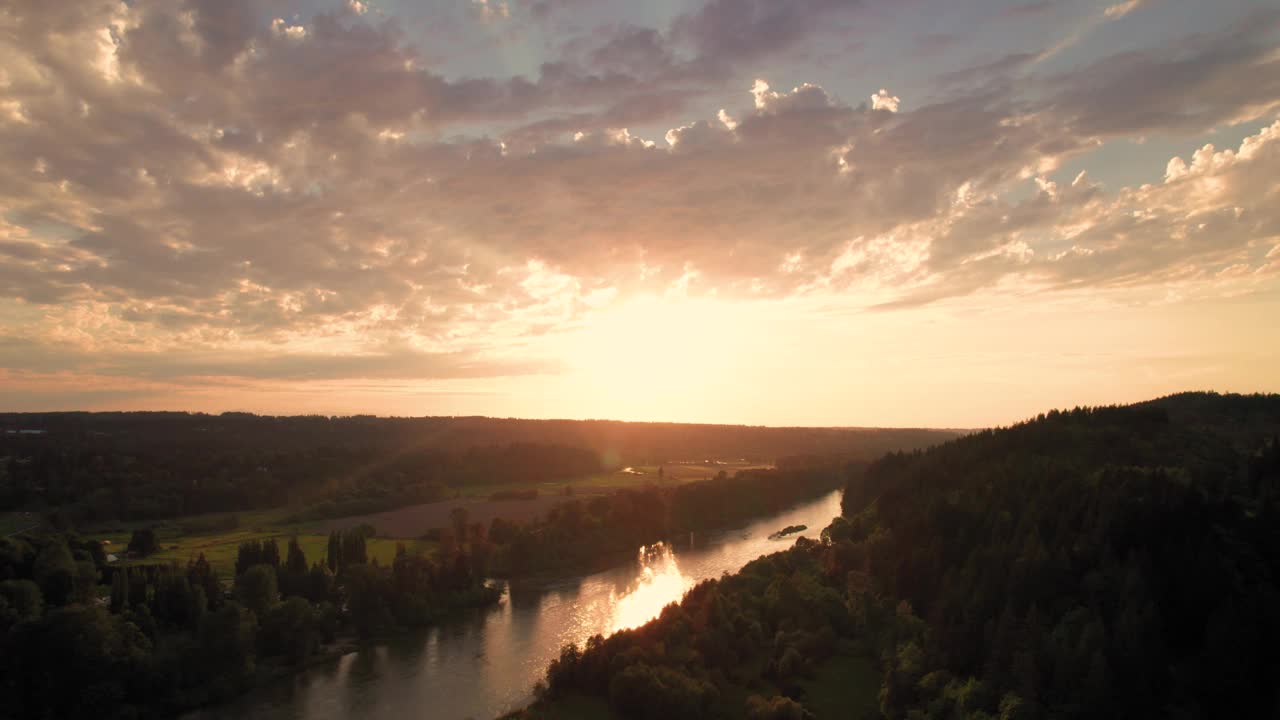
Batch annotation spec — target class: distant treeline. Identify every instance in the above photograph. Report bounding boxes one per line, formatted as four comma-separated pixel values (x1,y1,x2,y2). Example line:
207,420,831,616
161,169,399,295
0,522,498,719
0,412,956,464
0,436,602,523
520,392,1280,720
489,464,850,576
0,413,951,525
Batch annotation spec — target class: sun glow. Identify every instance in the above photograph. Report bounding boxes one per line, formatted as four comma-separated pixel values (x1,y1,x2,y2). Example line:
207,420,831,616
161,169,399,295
556,295,765,420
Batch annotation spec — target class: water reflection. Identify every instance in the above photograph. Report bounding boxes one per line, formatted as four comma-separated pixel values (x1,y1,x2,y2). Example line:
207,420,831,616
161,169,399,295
185,489,843,720
609,543,691,633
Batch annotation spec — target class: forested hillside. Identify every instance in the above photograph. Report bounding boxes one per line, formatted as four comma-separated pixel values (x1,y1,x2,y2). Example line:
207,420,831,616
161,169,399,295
842,392,1280,719
523,392,1280,719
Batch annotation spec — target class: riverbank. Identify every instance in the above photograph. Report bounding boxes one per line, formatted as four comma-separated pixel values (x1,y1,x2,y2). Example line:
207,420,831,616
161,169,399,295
171,491,847,720
488,465,850,577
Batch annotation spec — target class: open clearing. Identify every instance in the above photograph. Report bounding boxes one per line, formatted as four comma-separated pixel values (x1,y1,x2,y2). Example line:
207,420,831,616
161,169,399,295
91,524,436,579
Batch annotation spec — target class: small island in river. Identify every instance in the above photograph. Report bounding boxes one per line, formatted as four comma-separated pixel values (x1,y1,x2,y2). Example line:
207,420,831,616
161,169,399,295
769,523,807,540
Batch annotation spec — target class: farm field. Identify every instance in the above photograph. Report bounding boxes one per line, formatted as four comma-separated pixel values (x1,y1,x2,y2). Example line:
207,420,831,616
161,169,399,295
453,461,769,499
91,521,436,579
318,461,774,538
82,460,770,576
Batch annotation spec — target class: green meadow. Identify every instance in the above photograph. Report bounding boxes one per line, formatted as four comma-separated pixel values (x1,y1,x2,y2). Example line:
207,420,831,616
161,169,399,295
82,461,767,580
89,512,435,580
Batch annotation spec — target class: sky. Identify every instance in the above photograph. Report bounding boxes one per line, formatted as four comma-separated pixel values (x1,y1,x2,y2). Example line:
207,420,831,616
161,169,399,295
0,0,1278,428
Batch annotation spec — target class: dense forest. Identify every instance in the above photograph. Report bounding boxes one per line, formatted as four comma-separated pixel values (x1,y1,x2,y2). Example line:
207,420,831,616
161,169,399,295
0,412,952,523
520,392,1280,719
0,523,498,719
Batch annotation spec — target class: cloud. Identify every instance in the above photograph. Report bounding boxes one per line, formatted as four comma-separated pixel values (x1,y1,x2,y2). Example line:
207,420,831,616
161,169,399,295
471,0,511,22
1036,0,1159,63
0,0,1278,387
871,88,901,113
881,118,1280,307
1104,0,1149,19
1001,1,1058,20
0,335,559,383
751,79,834,113
1044,13,1280,136
672,0,862,65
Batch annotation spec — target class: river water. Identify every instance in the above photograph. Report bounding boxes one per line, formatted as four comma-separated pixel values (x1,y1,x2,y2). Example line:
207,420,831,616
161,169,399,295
186,489,843,720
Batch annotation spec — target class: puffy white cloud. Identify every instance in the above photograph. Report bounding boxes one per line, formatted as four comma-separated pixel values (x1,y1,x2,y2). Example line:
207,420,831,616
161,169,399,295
871,88,901,113
751,79,833,113
665,119,734,150
1165,121,1280,181
270,18,307,39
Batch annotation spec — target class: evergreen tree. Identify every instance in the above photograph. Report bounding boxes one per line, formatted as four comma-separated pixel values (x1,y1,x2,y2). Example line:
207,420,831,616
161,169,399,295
285,537,307,576
235,564,278,618
187,553,222,610
110,570,129,613
262,538,281,569
326,532,340,572
342,531,367,566
32,540,76,606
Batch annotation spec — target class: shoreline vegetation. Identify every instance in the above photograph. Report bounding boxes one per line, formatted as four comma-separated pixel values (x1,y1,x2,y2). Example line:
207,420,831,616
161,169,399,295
0,522,502,719
484,464,851,578
0,448,865,719
511,392,1280,720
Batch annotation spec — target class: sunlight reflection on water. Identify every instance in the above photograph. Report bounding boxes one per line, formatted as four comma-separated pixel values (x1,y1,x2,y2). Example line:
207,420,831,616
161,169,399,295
184,490,845,720
608,543,692,633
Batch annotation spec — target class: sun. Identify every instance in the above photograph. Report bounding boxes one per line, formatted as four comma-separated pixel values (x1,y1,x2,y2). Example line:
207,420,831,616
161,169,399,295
555,294,760,420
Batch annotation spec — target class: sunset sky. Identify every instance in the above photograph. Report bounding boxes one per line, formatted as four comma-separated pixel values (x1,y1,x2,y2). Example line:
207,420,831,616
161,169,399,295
1,0,1278,427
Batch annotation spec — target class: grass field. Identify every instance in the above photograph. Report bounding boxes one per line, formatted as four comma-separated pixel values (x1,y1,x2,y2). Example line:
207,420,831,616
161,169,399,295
91,522,435,579
80,460,770,579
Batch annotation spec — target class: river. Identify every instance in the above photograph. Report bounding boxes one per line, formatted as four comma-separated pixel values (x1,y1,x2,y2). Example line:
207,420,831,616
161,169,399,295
185,489,843,720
